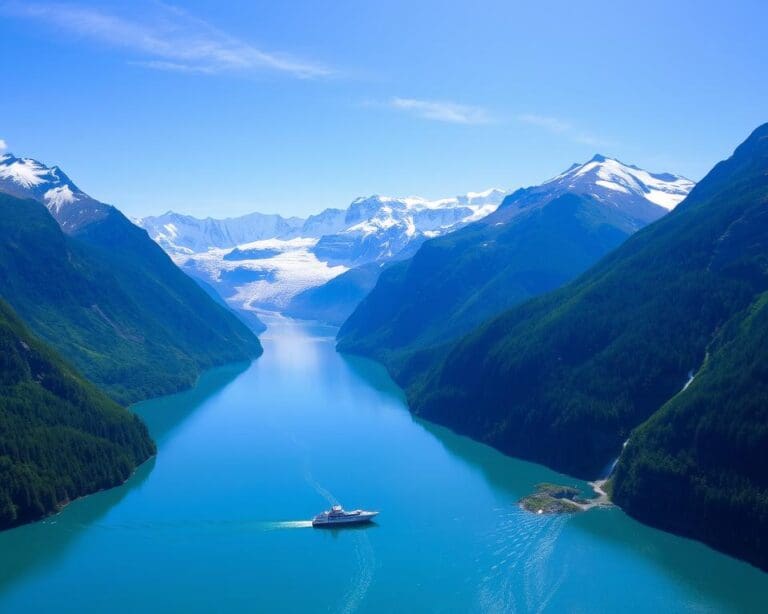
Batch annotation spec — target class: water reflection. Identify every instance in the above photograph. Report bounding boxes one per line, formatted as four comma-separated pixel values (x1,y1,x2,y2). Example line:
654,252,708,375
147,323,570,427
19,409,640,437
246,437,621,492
569,505,768,611
0,360,247,596
338,353,408,406
411,395,768,610
0,458,155,594
133,361,249,443
2,315,766,612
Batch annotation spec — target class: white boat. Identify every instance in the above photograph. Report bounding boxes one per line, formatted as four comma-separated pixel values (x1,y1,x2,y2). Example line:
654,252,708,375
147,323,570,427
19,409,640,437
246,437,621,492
311,504,379,528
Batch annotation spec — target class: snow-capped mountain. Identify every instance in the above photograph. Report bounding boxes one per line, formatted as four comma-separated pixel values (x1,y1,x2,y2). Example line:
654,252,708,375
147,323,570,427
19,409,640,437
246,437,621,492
139,188,508,311
312,158,695,326
138,189,504,263
138,207,351,254
337,156,697,362
299,208,347,238
139,211,307,254
0,153,111,231
314,190,505,265
536,154,694,217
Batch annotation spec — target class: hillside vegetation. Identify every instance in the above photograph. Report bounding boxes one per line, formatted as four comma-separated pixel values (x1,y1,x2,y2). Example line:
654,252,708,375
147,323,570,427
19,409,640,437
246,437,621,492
338,166,671,383
0,195,262,404
408,123,768,569
0,299,154,528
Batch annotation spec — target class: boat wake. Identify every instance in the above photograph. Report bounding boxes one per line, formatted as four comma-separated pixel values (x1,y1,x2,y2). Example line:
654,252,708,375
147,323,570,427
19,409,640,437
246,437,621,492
259,520,314,530
77,517,318,533
303,469,375,614
477,508,569,613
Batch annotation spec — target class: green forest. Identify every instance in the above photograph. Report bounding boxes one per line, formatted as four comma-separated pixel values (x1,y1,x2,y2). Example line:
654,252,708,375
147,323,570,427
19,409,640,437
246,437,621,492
0,194,261,404
338,189,643,385
404,124,768,569
0,298,155,528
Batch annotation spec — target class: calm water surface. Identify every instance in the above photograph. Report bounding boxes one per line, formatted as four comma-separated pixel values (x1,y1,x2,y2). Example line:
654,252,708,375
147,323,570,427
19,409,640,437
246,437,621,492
1,316,767,612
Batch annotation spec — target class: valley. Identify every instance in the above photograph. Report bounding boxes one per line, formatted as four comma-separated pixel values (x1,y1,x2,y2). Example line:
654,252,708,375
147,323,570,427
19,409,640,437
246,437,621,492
2,3,767,611
1,316,765,612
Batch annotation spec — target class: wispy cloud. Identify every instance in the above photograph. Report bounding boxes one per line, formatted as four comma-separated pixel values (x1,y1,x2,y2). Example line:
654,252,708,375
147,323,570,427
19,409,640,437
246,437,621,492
0,139,7,151
2,2,332,79
518,113,609,147
388,98,493,125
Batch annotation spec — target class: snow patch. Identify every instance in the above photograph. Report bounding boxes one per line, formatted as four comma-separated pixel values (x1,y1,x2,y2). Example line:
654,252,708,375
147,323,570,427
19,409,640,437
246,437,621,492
43,185,77,211
178,238,348,310
0,157,51,188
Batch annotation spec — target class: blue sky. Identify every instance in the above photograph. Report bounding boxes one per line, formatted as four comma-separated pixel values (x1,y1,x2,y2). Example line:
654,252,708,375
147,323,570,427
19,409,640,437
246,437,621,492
1,0,766,218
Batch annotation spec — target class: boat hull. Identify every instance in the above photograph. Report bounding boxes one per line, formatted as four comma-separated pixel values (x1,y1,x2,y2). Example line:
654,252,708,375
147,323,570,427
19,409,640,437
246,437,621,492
311,512,378,528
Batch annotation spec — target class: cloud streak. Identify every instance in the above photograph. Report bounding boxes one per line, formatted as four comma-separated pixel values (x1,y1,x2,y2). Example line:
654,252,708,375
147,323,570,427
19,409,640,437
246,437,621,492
0,139,7,151
2,2,332,79
518,113,609,147
388,98,492,125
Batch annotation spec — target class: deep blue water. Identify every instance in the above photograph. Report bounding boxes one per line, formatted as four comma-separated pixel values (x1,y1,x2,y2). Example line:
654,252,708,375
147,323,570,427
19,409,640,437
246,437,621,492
0,316,766,612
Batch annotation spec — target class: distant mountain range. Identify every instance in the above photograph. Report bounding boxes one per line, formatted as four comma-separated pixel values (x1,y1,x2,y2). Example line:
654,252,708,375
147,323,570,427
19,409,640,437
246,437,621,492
137,189,508,313
0,153,263,404
338,155,694,378
139,157,694,325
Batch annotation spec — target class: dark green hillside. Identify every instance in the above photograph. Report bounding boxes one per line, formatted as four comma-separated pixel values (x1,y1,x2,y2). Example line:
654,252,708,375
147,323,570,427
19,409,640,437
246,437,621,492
338,192,643,382
410,123,768,568
0,298,154,528
612,289,768,570
0,195,262,404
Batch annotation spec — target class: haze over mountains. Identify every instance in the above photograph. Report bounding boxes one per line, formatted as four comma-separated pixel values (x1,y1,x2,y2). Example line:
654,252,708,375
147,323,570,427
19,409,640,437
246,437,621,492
137,189,508,312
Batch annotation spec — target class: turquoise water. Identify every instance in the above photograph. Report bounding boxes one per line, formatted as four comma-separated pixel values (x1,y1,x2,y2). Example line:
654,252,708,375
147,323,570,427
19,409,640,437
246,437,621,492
1,316,766,612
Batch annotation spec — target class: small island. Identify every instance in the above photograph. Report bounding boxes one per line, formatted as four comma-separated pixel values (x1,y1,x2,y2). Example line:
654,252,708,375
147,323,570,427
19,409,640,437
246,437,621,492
520,481,611,514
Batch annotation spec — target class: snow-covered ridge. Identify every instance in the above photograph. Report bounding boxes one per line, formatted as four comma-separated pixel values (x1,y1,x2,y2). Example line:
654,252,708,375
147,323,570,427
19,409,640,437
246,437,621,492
0,146,694,319
138,188,508,256
545,154,694,211
0,154,52,189
0,153,88,208
140,187,510,311
0,153,108,232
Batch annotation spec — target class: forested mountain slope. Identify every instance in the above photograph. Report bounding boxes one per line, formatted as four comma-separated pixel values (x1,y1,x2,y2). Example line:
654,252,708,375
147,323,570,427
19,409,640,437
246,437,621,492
0,194,262,404
0,298,154,528
408,123,768,569
338,156,691,381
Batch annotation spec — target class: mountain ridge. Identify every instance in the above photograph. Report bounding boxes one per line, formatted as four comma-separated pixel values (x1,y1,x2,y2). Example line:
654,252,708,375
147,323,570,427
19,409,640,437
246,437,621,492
337,155,693,377
404,123,768,570
137,188,509,313
0,155,264,404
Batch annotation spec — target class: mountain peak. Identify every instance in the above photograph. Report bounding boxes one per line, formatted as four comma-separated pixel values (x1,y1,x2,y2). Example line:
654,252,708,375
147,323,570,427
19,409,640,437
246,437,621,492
0,152,111,232
544,155,694,211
